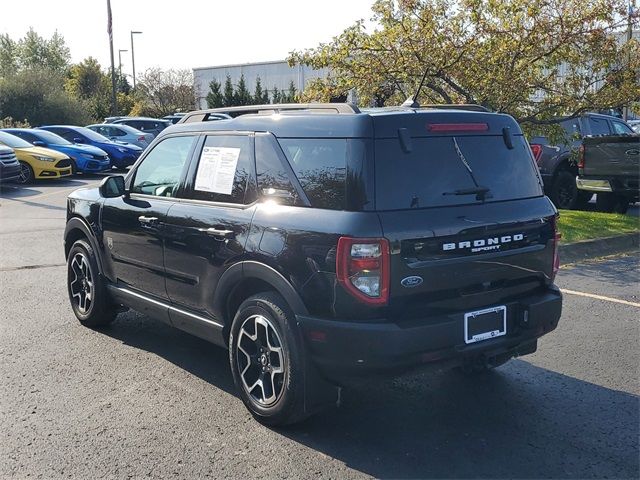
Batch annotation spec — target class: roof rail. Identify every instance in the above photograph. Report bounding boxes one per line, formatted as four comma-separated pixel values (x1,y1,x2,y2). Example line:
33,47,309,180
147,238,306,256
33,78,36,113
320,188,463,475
419,104,491,113
178,103,360,124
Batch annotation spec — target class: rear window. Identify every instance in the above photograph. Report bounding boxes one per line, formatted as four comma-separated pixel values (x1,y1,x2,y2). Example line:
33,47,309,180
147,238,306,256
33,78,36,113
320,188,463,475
375,135,542,210
589,117,611,136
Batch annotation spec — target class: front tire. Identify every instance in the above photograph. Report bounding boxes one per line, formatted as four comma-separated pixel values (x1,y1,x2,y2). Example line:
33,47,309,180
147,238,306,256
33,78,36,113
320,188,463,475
67,239,116,327
17,161,34,184
229,292,307,426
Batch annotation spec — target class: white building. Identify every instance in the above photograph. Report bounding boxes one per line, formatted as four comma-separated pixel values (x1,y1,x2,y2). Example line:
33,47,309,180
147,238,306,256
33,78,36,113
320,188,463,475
193,60,329,109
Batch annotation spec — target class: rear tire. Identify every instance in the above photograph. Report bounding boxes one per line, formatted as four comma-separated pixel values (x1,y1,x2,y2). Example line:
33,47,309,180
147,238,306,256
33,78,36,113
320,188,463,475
550,170,579,210
67,239,116,327
229,292,307,426
596,193,629,214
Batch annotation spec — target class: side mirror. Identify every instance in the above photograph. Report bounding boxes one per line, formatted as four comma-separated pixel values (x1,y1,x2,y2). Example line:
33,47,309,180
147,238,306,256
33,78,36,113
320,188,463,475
99,175,126,198
32,140,45,147
73,137,84,144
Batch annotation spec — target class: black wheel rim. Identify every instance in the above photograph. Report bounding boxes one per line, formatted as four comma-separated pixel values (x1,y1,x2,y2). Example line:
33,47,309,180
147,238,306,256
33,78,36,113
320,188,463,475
69,253,93,314
236,314,285,407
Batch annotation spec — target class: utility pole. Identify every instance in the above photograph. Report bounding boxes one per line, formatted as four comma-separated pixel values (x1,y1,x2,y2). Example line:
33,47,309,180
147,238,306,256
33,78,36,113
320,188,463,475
107,0,117,115
131,31,142,89
118,49,128,77
624,0,637,121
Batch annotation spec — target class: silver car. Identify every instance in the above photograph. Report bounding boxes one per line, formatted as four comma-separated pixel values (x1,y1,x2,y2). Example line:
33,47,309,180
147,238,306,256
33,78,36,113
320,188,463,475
86,124,153,150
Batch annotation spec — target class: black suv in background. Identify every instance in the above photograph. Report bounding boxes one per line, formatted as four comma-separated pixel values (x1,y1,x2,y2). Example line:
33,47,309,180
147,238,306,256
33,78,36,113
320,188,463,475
64,103,562,425
529,113,636,210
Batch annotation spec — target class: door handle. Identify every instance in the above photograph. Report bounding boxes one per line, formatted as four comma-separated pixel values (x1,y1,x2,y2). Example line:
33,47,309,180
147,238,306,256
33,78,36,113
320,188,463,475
138,215,159,226
197,227,235,239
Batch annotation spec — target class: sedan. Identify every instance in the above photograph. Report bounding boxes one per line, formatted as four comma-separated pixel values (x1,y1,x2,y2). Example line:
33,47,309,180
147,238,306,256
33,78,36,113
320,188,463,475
2,128,111,174
86,124,153,150
0,131,72,183
39,126,142,170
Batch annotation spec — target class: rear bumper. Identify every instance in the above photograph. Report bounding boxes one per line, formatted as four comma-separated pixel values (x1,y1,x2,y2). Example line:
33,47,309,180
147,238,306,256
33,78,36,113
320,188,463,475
298,286,562,382
577,176,639,198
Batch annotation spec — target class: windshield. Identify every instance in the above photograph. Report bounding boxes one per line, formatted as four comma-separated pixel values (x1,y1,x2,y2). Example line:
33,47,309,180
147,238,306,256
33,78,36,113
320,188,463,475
375,135,542,210
75,127,110,142
0,131,33,148
33,130,72,145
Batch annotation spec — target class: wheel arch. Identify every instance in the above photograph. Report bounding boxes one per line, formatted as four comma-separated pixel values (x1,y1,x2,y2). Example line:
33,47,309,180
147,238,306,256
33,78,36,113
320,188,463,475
213,261,309,339
64,217,105,274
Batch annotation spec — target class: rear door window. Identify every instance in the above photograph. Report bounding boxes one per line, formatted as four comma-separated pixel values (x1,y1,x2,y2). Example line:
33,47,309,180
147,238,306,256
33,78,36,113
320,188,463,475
374,135,542,210
589,117,612,136
255,134,300,205
611,121,634,135
186,135,256,205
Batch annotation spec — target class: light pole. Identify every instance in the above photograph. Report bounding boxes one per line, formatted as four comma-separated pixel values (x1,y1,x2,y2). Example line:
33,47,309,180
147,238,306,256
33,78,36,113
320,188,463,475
130,31,142,89
118,49,128,77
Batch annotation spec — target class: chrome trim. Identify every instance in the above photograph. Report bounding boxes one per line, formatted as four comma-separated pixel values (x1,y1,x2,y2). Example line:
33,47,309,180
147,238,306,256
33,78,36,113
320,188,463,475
576,178,612,192
115,286,224,328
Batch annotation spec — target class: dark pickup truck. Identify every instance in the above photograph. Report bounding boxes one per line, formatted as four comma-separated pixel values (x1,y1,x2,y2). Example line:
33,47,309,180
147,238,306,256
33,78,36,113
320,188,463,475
529,113,637,211
576,134,640,213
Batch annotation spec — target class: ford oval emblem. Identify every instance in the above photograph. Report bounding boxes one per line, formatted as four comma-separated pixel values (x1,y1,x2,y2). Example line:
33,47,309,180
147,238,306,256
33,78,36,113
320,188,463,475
401,276,423,288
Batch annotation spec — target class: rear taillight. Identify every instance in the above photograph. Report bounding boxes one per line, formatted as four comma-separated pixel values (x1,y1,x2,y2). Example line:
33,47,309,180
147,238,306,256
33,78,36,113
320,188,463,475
529,143,543,163
577,144,585,169
336,237,390,305
427,123,489,133
550,216,561,281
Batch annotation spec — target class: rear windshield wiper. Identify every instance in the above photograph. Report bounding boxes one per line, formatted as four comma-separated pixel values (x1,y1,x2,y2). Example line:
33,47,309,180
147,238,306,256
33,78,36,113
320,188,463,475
445,137,492,201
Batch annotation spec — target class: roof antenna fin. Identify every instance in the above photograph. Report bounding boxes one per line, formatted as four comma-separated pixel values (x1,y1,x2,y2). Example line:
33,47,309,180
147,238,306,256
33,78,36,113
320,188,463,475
401,69,430,108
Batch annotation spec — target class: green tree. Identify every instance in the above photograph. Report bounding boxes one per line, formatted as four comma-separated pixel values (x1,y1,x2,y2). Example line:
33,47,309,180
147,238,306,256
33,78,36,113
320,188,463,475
289,0,640,134
253,76,269,104
0,34,18,77
281,80,297,103
223,74,235,106
206,79,224,108
271,86,281,104
17,28,70,72
65,57,105,99
234,74,251,106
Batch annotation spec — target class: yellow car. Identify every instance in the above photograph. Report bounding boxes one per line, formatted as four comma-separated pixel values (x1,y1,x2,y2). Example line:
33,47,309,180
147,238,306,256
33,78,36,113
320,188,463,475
0,131,72,183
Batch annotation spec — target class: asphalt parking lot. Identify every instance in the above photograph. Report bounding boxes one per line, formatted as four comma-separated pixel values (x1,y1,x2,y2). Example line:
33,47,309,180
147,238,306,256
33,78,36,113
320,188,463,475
0,176,638,479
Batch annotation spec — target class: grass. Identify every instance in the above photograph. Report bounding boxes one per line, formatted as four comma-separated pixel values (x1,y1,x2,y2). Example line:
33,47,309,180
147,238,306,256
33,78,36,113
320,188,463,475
557,209,639,244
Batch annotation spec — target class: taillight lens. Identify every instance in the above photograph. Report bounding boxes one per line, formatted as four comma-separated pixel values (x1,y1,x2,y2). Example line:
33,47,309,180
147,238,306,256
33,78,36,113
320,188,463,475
427,123,489,133
336,237,390,305
529,143,543,163
550,215,561,281
577,144,585,169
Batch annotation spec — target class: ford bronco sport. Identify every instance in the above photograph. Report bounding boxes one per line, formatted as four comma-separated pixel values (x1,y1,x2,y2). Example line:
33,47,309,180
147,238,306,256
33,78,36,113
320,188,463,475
64,103,563,425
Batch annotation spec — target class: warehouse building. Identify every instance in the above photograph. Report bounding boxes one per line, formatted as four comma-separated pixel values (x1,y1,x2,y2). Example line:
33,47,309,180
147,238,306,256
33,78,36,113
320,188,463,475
193,60,329,109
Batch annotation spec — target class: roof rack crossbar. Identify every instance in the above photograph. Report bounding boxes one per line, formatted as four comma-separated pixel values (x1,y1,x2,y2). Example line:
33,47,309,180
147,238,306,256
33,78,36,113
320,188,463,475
179,103,360,123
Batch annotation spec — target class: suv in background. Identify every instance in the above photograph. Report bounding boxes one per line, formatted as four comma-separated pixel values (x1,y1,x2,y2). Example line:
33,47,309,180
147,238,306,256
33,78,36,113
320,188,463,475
0,145,21,183
64,103,562,425
108,117,171,138
529,113,636,210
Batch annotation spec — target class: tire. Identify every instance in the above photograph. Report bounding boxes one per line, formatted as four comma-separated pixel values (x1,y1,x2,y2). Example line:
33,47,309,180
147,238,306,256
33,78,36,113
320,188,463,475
550,170,579,210
595,193,628,214
229,292,307,426
574,191,592,211
70,159,78,175
17,161,34,184
67,239,116,327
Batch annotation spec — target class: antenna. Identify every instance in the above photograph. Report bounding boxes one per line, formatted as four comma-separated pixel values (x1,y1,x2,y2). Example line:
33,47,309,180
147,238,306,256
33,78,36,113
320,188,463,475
401,68,430,108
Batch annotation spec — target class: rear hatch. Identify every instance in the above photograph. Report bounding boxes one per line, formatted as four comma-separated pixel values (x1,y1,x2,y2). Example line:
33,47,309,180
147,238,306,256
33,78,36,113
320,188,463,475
582,135,640,178
372,111,557,319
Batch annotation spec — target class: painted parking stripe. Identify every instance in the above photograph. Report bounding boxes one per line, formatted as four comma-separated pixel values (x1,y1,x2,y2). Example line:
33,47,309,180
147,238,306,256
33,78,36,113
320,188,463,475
561,288,640,308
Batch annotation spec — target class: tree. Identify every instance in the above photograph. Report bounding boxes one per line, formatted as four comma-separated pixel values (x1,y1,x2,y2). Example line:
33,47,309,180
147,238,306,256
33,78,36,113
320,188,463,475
137,68,195,117
281,80,297,103
16,28,70,72
0,34,18,77
271,86,281,104
206,79,224,108
65,57,105,99
289,0,640,134
253,76,269,104
223,74,235,106
234,74,252,106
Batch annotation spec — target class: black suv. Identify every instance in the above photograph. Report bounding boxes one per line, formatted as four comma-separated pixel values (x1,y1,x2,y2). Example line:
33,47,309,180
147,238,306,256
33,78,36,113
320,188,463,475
64,103,563,425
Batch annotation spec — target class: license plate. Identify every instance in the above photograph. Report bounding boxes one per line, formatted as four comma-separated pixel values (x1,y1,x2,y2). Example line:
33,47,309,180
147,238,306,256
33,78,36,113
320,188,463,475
464,306,506,344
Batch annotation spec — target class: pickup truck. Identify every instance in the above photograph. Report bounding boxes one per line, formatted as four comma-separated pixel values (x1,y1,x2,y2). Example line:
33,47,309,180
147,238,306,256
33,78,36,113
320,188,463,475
529,113,637,210
576,134,639,213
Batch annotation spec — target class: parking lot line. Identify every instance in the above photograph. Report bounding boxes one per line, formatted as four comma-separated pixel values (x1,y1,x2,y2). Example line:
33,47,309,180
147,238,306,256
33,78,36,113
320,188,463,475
561,288,640,308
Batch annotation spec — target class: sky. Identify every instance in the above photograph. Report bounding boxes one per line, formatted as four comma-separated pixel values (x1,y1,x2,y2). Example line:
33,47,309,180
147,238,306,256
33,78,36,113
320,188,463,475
1,0,376,77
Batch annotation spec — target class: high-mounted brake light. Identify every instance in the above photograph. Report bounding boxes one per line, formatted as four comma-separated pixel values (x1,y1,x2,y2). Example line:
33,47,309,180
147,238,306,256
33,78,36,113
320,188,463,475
529,144,543,163
427,123,489,133
577,144,585,169
336,237,390,306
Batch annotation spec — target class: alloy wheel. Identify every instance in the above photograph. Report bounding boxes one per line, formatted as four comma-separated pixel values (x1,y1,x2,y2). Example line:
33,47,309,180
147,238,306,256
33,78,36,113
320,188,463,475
18,163,32,183
69,252,93,314
236,314,286,406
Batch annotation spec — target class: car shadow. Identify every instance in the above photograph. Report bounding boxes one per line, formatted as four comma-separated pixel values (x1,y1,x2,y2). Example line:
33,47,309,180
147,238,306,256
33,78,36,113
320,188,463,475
100,313,639,479
562,253,638,288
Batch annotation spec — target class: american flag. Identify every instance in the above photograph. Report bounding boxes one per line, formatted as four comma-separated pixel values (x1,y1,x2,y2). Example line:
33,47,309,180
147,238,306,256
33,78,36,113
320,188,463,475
107,0,113,41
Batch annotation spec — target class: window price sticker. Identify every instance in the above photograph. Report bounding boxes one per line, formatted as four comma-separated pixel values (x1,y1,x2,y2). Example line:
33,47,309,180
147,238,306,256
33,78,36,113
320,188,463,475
194,146,241,195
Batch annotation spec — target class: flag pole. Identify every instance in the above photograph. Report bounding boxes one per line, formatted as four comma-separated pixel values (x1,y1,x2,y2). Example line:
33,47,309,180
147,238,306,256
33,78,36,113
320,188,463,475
107,0,118,115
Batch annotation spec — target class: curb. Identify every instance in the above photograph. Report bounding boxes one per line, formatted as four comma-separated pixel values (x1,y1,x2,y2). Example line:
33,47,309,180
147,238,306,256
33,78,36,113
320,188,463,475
559,232,639,265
